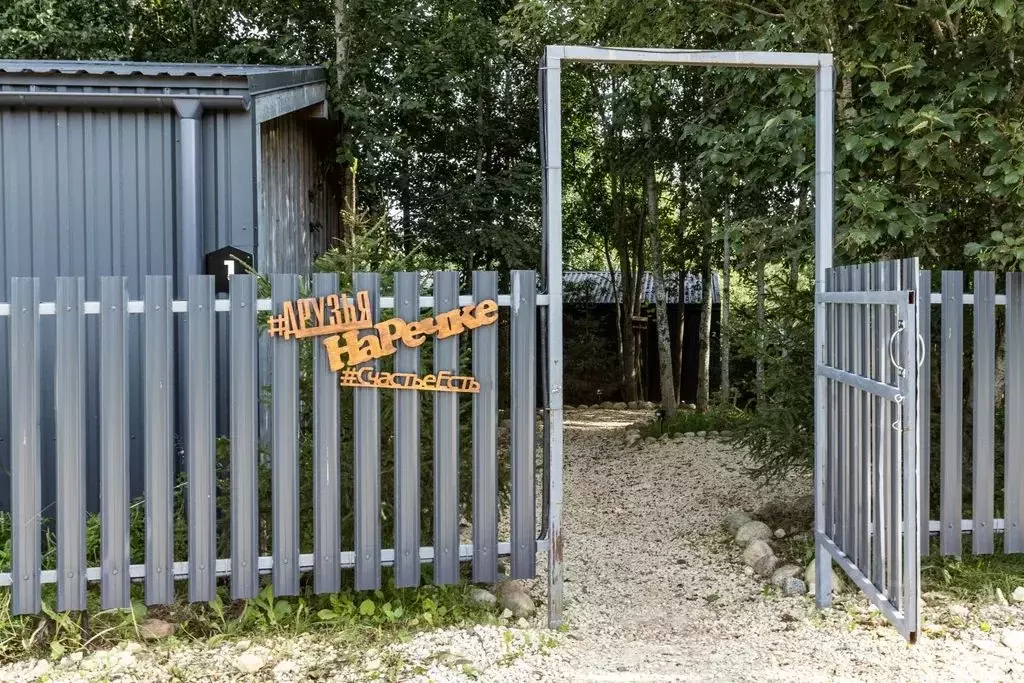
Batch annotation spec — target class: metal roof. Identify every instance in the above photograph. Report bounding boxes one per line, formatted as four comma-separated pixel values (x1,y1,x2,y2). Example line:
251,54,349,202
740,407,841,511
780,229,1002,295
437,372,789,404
564,270,720,305
0,60,326,98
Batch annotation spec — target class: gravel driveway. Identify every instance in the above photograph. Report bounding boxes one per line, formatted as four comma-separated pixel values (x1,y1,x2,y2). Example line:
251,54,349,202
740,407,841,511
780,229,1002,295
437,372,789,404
5,408,1024,681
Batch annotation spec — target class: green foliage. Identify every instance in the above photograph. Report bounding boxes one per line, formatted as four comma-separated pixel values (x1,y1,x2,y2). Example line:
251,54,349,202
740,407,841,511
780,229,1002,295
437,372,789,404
731,273,815,483
641,404,746,439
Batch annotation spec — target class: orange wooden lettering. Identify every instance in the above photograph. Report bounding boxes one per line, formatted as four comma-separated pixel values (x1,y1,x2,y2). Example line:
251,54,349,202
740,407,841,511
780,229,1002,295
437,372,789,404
311,296,327,327
296,298,313,330
374,317,406,354
281,301,299,339
434,309,463,339
475,299,498,325
322,335,346,372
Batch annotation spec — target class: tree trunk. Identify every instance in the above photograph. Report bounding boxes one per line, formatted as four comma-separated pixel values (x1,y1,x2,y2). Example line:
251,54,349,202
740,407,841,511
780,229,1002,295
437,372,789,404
335,0,357,220
644,112,676,417
721,221,731,405
674,169,687,403
603,232,627,402
612,176,639,403
755,252,766,409
696,216,713,413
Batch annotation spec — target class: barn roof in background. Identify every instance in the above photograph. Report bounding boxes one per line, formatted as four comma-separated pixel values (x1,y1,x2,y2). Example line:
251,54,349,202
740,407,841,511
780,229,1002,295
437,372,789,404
564,270,720,305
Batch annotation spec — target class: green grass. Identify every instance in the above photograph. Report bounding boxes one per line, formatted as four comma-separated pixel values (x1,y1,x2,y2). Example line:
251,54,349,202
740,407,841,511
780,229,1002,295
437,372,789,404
0,568,506,664
922,536,1024,602
641,403,748,438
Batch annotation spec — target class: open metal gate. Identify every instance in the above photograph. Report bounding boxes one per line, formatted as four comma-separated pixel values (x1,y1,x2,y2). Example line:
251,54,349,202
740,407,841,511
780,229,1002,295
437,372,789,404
814,258,921,642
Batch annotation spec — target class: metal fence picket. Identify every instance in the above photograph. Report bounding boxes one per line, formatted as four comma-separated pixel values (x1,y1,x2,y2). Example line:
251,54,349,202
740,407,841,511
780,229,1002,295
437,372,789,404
511,270,537,579
56,278,87,612
10,278,40,616
144,276,175,605
433,271,461,585
354,272,382,591
100,277,129,610
394,272,421,589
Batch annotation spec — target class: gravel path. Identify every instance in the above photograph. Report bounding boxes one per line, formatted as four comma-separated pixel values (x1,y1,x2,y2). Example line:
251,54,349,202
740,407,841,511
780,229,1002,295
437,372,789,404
5,408,1024,681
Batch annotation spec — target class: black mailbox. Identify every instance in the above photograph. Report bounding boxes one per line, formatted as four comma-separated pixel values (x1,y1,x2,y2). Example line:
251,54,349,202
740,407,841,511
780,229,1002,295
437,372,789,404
205,246,254,293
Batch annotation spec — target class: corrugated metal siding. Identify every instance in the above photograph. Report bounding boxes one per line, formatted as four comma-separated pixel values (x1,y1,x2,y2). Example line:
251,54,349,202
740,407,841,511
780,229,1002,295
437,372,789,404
0,109,264,514
257,116,339,274
0,108,177,512
203,111,256,255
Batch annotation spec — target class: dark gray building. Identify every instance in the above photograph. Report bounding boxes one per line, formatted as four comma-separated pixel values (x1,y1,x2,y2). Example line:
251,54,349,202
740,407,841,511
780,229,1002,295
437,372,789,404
0,60,341,511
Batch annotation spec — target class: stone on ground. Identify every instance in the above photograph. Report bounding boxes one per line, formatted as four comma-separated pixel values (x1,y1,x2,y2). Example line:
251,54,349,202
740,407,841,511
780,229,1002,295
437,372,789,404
735,520,773,547
1010,586,1024,604
997,587,1010,607
498,589,536,618
774,528,786,539
625,431,642,447
723,510,753,535
138,618,175,641
949,604,970,620
1002,630,1024,652
780,577,807,597
235,652,265,674
804,558,847,594
771,564,803,587
470,587,497,606
742,540,778,577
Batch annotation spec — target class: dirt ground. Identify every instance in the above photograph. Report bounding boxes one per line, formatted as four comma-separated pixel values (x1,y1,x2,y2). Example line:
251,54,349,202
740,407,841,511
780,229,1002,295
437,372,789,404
3,408,1023,682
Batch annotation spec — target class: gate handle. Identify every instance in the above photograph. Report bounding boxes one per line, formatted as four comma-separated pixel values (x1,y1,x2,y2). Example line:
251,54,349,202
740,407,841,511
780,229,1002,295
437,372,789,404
889,320,907,377
917,334,925,368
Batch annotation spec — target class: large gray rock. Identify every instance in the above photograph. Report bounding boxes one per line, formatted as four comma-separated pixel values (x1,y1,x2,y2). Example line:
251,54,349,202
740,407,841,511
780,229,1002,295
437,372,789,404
735,521,773,547
723,511,753,535
742,540,778,577
613,402,628,410
771,564,803,587
804,559,847,595
625,431,642,447
1011,586,1024,604
780,578,807,597
499,589,536,618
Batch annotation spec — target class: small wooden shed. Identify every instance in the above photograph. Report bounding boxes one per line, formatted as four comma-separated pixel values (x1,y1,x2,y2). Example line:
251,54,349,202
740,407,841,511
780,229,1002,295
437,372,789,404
0,60,341,511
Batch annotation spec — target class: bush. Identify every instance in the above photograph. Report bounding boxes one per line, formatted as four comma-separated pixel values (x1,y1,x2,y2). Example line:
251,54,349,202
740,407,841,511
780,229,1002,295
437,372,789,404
731,274,815,484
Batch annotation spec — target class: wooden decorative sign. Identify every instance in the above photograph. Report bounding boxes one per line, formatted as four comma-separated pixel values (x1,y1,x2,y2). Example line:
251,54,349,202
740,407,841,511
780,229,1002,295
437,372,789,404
267,291,499,393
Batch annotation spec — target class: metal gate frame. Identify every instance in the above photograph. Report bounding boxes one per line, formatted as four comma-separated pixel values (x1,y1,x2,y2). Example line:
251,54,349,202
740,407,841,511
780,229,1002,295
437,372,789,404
816,259,920,642
539,46,836,629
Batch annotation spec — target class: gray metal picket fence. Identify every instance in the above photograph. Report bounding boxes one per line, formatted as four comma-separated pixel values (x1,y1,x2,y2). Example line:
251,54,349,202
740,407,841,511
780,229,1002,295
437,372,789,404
818,258,920,640
0,271,544,615
922,270,1024,556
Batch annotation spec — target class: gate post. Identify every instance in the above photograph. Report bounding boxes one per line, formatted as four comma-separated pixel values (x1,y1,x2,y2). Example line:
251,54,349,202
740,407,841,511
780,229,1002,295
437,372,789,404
813,55,836,607
541,45,565,629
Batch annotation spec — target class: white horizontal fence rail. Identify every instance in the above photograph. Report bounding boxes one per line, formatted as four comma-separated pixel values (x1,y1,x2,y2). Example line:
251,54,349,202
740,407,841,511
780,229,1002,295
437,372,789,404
0,272,544,615
0,294,552,317
923,270,1024,557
